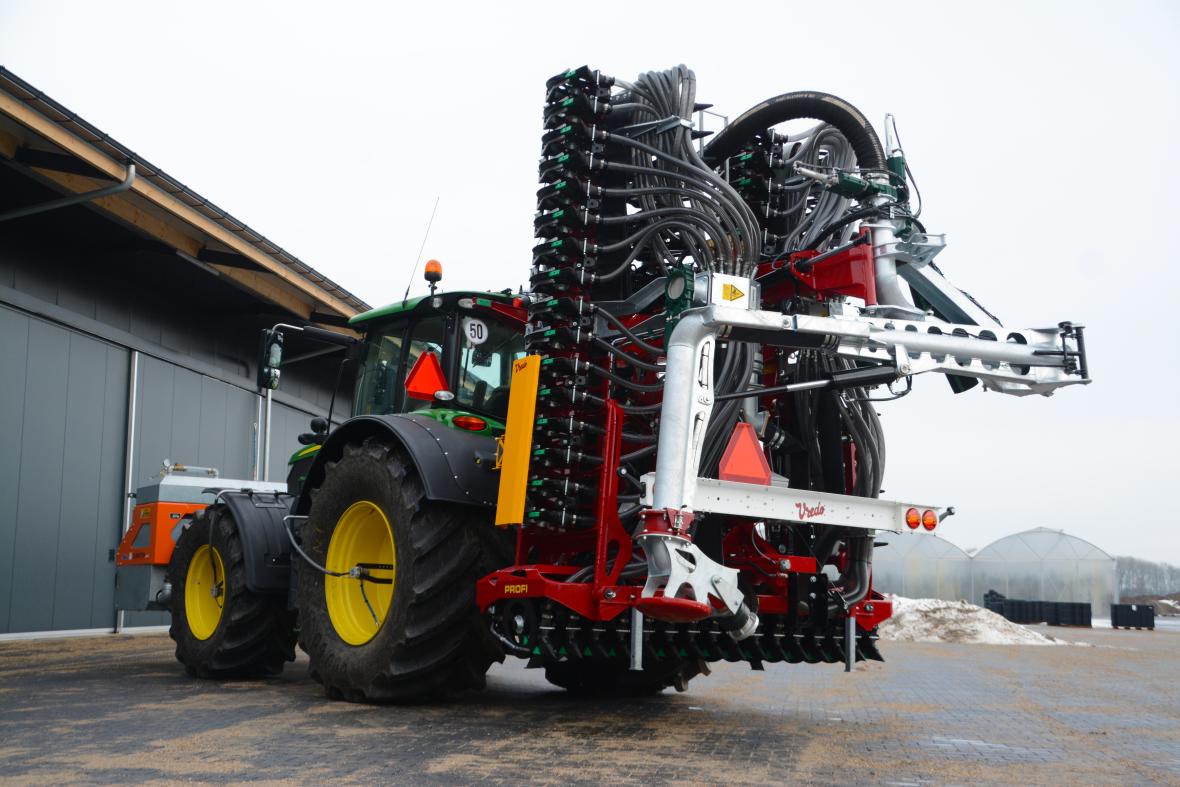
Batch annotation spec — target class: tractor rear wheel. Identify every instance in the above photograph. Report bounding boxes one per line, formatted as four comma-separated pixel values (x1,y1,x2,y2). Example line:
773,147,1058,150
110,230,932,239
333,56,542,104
167,505,297,678
295,437,508,703
544,658,702,696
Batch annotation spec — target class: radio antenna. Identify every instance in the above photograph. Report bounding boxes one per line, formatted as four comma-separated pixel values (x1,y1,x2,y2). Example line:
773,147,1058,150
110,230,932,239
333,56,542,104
402,195,440,304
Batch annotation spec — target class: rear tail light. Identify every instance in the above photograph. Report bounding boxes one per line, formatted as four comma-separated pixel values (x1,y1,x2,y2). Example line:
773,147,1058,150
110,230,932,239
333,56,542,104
922,509,938,531
453,415,488,432
905,508,920,529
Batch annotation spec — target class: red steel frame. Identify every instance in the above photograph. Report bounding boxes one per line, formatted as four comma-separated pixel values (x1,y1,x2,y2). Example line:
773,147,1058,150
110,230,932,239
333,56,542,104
477,259,891,633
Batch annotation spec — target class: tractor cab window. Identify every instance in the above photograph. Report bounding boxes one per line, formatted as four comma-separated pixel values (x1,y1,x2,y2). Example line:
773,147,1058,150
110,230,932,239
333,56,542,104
354,314,447,416
401,316,447,413
455,315,525,420
354,330,404,416
353,308,522,420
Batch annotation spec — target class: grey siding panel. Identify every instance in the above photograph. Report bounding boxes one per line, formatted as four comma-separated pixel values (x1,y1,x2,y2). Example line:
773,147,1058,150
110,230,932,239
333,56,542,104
90,346,129,627
0,257,14,289
267,403,314,483
93,294,132,334
0,307,31,633
55,278,98,322
52,332,122,629
196,376,229,471
127,356,185,625
168,366,203,466
209,380,259,481
124,360,267,628
12,263,56,307
0,314,130,634
134,355,176,487
221,387,257,480
8,320,70,632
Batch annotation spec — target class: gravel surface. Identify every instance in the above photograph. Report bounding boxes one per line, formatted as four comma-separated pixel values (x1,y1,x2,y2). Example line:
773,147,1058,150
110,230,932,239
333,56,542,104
0,625,1177,785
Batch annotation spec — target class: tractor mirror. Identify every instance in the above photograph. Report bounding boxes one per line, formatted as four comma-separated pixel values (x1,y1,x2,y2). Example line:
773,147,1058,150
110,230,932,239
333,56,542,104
258,329,284,390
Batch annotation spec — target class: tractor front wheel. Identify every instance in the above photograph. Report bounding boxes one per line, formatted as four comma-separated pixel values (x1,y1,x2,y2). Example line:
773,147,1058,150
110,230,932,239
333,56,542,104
167,505,297,677
295,438,507,703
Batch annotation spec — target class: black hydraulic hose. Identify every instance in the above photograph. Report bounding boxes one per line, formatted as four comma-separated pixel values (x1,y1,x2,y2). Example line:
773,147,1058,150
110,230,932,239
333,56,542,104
806,205,887,252
828,536,874,614
703,91,887,172
594,307,664,356
812,527,843,565
593,338,665,372
620,444,657,463
588,363,664,393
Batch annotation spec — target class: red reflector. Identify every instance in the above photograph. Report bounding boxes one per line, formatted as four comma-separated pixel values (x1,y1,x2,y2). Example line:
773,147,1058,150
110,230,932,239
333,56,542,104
905,508,920,529
405,351,448,401
452,415,487,431
717,422,772,486
922,509,938,531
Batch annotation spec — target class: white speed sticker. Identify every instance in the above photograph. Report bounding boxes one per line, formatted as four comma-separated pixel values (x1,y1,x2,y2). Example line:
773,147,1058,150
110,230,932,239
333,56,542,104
462,317,488,345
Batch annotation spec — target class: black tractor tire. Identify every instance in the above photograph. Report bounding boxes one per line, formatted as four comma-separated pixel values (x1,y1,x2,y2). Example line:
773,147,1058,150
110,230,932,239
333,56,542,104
544,658,703,696
167,505,298,678
295,437,511,703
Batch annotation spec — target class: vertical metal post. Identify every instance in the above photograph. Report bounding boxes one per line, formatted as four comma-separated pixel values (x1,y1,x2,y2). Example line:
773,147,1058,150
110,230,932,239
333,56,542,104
115,350,139,633
262,388,273,481
844,613,856,673
252,394,263,481
630,607,644,672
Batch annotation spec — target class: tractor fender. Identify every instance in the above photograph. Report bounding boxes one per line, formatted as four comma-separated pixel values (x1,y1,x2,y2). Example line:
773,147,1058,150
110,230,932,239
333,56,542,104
295,413,499,515
217,491,295,595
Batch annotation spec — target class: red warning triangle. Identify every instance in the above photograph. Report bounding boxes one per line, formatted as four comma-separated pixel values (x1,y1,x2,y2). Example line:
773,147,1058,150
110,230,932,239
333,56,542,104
405,351,448,401
717,422,772,486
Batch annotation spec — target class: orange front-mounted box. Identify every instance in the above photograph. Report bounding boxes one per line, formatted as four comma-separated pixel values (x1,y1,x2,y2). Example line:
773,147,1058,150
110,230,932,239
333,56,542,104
116,501,206,566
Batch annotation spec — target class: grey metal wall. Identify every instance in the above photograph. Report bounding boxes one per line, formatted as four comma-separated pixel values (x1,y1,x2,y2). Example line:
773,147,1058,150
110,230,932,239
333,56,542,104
131,355,260,487
0,171,348,634
121,356,315,627
0,305,129,634
0,300,331,634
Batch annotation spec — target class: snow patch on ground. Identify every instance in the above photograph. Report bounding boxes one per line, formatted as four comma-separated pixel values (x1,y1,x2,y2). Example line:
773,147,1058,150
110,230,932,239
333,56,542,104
879,596,1065,646
1154,598,1180,616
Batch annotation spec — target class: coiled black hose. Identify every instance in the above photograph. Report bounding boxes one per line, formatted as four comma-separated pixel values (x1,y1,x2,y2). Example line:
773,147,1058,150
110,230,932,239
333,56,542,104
702,91,886,172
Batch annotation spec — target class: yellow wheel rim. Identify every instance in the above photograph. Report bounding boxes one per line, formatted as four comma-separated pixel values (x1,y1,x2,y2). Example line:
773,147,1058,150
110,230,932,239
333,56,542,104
185,544,225,640
325,500,396,646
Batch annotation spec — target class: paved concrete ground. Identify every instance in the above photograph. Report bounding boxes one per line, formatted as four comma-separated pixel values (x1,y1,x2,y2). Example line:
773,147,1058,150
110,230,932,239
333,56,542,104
0,626,1176,785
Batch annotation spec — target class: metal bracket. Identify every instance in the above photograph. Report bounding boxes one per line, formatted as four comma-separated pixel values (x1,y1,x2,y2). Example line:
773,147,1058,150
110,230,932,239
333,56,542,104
636,534,744,615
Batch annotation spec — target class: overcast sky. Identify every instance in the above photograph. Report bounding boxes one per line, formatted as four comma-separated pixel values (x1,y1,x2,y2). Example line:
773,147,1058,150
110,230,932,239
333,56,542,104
3,1,1178,563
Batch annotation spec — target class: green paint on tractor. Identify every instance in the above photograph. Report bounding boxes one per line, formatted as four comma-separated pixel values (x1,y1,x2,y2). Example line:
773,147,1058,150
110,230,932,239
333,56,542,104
349,290,517,326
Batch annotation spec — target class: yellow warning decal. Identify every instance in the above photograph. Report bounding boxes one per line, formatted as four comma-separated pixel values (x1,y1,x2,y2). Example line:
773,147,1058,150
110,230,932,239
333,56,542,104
722,283,745,301
494,355,541,526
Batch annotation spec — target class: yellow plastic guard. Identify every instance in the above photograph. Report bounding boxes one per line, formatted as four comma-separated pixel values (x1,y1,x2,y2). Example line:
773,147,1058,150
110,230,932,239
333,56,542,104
494,355,541,526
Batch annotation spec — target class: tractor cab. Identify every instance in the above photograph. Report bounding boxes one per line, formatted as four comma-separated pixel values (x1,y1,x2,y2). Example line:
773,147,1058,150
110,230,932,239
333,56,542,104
350,291,528,427
277,287,527,499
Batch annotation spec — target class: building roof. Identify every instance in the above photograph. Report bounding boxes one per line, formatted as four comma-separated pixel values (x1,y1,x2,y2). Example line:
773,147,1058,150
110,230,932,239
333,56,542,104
0,67,369,325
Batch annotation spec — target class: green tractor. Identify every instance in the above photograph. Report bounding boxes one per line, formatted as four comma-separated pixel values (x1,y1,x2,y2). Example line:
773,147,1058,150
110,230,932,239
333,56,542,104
166,281,526,702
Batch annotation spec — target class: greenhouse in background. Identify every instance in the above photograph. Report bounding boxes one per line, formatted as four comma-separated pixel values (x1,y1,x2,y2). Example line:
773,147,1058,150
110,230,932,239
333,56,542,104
872,533,972,601
874,528,1118,616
